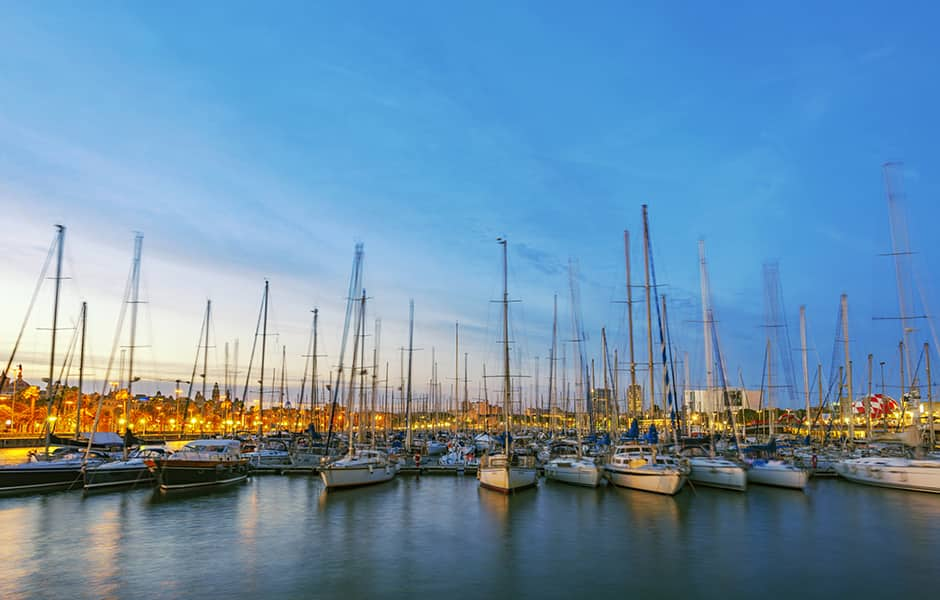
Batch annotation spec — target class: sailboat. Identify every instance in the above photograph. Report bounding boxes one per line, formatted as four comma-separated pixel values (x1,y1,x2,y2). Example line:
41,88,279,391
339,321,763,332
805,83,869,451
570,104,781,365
84,234,169,491
321,248,398,489
604,207,688,495
0,226,112,495
149,283,269,492
478,238,538,493
684,241,747,492
544,297,602,487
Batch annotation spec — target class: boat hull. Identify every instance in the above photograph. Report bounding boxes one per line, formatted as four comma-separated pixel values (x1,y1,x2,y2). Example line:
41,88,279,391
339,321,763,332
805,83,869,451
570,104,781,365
688,459,747,491
0,463,86,496
747,463,808,490
544,461,602,488
835,458,940,493
605,465,686,495
151,460,249,491
478,466,538,493
320,464,397,489
83,463,154,490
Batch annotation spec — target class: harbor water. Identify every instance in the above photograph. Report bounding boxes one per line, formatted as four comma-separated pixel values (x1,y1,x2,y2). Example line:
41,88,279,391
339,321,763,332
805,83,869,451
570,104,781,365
0,450,937,599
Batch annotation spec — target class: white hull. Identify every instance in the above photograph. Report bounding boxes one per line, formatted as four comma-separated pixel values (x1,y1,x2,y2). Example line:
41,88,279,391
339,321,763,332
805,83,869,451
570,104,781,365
688,458,747,491
478,466,538,493
747,461,808,490
320,464,396,489
544,459,602,488
605,465,686,495
835,457,940,493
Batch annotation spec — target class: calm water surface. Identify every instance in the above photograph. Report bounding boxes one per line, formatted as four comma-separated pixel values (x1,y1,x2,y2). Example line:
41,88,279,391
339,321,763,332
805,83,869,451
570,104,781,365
0,449,937,599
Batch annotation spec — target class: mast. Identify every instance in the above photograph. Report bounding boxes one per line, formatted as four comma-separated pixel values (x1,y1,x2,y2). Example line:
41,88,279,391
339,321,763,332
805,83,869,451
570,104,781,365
384,361,390,440
259,280,268,437
642,205,655,415
800,306,811,440
818,364,823,439
371,318,380,448
76,302,87,438
454,322,459,434
841,294,854,442
356,291,367,445
44,225,65,455
125,233,144,458
346,289,364,454
899,341,905,433
201,299,210,422
699,240,713,418
926,343,936,449
405,300,415,452
625,230,637,417
499,238,511,457
549,295,557,436
463,352,468,433
766,338,773,438
866,354,873,439
601,328,610,433
883,163,915,381
280,345,286,421
312,309,319,427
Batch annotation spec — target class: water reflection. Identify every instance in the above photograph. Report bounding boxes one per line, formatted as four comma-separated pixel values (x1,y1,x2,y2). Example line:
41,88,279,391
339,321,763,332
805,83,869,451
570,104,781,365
0,469,937,599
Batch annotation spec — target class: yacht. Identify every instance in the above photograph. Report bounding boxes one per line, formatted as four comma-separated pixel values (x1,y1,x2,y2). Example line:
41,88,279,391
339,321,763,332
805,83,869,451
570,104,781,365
834,456,940,493
147,439,249,491
605,444,688,495
543,441,603,488
83,447,170,491
320,449,397,489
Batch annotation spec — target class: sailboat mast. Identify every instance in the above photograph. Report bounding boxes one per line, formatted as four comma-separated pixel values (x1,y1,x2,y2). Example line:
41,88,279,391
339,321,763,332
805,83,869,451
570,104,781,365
371,318,380,448
841,294,854,442
601,328,609,432
699,240,713,416
346,289,364,453
625,230,637,414
126,233,143,445
500,238,511,456
454,322,459,434
259,280,268,437
800,306,811,440
926,343,935,449
642,206,654,415
312,309,319,423
549,295,557,436
76,302,86,438
405,300,415,452
201,299,210,413
767,337,774,438
866,354,873,439
45,225,65,455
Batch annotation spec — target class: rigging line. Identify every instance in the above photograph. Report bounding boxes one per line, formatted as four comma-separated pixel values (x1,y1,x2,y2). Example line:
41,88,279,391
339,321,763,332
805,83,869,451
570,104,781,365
240,290,265,408
0,232,57,394
96,244,134,398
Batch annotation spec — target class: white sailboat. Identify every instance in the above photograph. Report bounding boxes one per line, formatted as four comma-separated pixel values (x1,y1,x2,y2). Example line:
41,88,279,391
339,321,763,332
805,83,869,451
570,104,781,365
746,458,809,490
478,238,538,493
687,241,747,492
544,441,603,488
834,456,940,493
321,265,398,490
605,443,688,495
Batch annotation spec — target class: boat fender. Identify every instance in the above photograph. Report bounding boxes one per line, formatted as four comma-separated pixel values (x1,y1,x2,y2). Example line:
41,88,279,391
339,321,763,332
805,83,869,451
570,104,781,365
811,454,818,470
414,453,421,467
369,465,374,474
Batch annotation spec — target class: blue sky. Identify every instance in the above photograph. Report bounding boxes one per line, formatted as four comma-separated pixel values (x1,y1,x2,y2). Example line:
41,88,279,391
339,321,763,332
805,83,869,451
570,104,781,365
1,2,939,409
